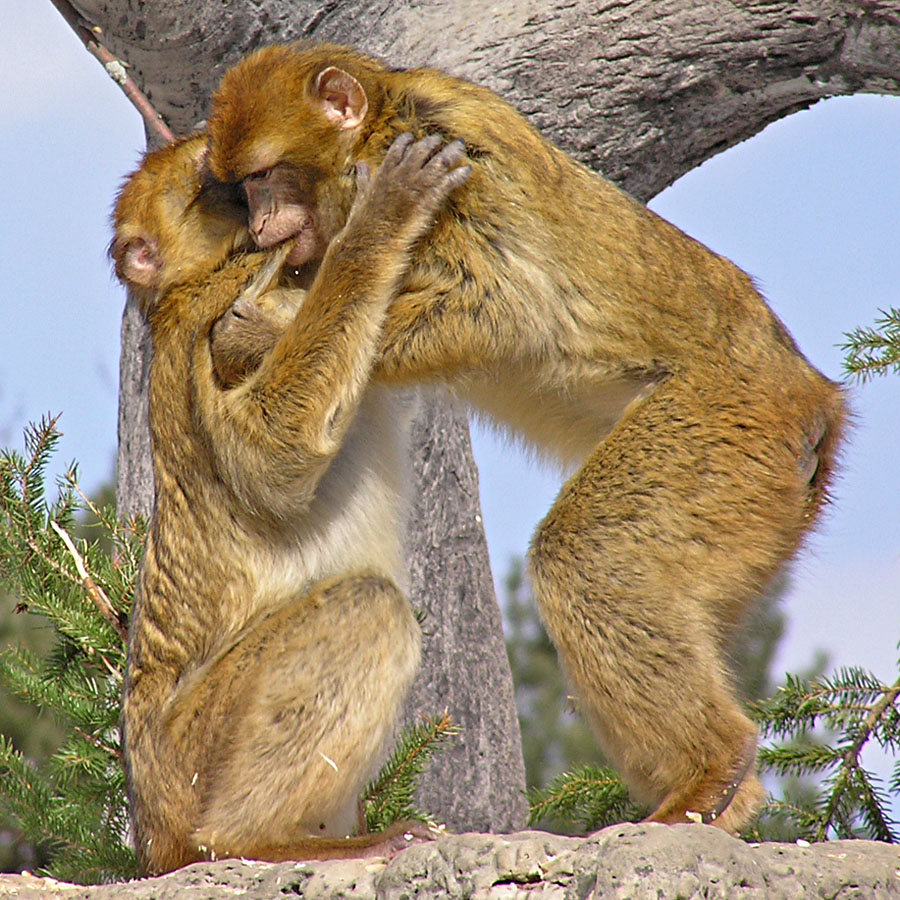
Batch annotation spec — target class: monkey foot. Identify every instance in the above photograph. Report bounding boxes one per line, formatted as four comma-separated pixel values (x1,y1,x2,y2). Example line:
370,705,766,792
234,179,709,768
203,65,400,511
643,733,763,832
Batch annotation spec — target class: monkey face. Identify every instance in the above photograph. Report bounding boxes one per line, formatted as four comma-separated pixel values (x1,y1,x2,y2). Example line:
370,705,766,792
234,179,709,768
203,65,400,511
207,45,380,267
111,135,250,311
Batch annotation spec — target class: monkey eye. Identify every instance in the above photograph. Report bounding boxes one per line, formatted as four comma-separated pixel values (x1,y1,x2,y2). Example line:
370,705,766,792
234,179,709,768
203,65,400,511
244,168,272,183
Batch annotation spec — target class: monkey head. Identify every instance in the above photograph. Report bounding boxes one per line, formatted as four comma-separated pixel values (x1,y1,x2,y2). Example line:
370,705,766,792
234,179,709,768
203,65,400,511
111,134,250,314
206,43,392,267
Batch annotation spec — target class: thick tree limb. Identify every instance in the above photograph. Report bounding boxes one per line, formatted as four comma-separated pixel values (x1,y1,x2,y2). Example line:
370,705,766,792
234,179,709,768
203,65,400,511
69,0,900,200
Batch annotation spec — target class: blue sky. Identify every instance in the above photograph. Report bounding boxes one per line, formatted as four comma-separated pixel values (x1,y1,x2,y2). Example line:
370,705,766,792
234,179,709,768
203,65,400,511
1,1,898,784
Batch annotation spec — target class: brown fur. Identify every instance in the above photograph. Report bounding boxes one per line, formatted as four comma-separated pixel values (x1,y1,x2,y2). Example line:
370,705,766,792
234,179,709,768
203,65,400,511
113,132,467,873
209,281,306,388
207,43,847,832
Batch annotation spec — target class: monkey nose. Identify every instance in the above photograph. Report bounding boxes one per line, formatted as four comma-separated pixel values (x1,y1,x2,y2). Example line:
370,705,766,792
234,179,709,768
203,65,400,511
250,211,272,245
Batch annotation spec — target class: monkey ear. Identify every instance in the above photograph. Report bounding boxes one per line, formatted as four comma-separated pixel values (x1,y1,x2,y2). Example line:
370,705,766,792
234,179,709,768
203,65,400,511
314,67,368,130
118,236,161,288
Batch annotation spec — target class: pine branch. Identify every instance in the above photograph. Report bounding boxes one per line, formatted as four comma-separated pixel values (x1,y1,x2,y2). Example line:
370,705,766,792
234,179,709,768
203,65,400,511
757,742,839,776
752,662,900,843
363,712,460,831
814,674,900,841
842,307,900,381
1,421,138,881
50,521,127,642
527,764,643,832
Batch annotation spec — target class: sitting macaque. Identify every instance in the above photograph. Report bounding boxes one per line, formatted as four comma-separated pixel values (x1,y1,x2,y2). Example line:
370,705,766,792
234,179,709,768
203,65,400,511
111,130,469,874
204,43,848,833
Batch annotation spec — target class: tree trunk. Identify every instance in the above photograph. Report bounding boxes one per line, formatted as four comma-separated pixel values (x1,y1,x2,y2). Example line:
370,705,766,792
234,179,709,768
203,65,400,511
68,0,900,830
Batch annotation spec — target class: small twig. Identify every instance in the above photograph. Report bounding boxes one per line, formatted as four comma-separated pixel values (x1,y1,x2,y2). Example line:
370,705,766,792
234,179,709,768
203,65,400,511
50,521,128,643
20,415,61,517
48,0,175,145
97,651,124,682
66,469,106,523
74,725,122,760
836,675,900,780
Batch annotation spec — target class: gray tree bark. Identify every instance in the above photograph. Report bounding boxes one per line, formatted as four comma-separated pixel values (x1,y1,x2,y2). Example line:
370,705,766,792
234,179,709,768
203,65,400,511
65,0,900,830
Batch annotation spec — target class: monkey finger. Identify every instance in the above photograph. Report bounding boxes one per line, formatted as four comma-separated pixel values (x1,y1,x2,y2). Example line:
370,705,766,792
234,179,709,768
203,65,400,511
443,164,473,192
383,132,416,166
431,139,467,171
355,161,371,189
402,134,445,169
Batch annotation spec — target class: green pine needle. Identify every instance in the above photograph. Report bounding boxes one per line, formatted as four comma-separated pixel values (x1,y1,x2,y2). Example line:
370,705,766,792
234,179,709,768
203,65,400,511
526,764,644,831
751,666,900,842
363,712,460,832
842,307,900,381
1,420,138,882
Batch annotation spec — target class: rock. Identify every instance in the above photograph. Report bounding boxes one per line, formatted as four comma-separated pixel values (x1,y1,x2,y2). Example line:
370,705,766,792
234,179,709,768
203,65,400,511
1,825,898,899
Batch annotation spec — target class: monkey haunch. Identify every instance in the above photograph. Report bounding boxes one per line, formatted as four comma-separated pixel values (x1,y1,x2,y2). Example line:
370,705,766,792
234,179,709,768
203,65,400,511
112,133,469,873
207,43,847,833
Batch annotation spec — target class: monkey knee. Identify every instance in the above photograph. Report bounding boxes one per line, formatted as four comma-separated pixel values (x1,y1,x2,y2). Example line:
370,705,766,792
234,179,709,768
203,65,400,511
320,573,419,635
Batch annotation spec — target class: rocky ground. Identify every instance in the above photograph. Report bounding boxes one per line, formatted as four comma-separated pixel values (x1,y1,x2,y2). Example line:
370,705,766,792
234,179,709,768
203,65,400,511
1,824,898,899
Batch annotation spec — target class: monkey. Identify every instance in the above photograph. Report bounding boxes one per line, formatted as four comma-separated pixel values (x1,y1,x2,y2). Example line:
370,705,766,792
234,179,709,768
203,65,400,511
205,42,847,834
111,130,470,874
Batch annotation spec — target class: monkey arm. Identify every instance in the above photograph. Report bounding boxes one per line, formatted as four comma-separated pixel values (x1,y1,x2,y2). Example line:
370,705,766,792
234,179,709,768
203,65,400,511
210,285,306,389
196,135,469,517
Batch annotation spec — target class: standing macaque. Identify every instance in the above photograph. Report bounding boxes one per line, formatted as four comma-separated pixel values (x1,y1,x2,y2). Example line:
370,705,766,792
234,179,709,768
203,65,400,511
112,131,470,874
206,42,847,833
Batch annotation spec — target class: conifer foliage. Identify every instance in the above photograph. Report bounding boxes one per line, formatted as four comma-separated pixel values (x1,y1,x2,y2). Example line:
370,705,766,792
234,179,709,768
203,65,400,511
842,307,900,381
751,669,900,842
0,418,139,882
363,712,460,832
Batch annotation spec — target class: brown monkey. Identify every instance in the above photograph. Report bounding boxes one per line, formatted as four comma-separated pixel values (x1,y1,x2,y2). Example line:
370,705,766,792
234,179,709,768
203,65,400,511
112,131,469,874
206,43,847,833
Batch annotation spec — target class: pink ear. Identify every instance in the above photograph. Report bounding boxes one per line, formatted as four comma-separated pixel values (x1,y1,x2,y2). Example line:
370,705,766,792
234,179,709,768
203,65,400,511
122,237,161,288
314,67,368,130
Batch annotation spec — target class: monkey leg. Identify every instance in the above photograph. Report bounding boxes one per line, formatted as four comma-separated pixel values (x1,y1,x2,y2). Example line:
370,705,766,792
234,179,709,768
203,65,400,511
145,573,421,872
528,373,836,832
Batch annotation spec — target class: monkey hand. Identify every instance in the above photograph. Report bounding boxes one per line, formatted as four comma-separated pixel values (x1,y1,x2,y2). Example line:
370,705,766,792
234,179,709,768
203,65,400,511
210,286,306,388
347,133,471,249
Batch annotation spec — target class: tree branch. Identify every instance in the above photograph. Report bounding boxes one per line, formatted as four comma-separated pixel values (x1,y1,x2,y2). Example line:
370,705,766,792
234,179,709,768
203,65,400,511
47,0,174,145
49,521,129,643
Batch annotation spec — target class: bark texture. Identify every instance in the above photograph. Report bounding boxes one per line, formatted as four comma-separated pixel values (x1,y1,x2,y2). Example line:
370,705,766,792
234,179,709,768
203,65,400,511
72,0,900,203
65,0,900,828
401,392,525,831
